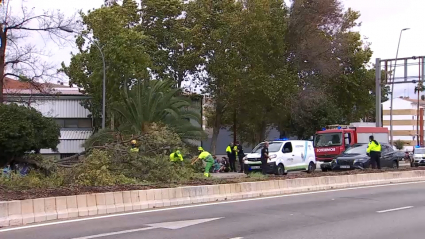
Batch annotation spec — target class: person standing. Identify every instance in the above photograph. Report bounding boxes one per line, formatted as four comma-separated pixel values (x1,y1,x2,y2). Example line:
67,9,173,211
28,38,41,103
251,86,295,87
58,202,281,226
191,147,215,177
226,142,236,172
236,141,245,173
367,135,381,169
261,141,269,175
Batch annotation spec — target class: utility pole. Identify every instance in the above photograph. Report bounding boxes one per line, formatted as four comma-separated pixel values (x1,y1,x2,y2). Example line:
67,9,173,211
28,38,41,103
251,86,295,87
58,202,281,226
389,28,410,145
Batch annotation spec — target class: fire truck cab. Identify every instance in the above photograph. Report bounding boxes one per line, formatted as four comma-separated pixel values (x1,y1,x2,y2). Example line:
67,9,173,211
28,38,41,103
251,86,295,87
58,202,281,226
314,123,389,164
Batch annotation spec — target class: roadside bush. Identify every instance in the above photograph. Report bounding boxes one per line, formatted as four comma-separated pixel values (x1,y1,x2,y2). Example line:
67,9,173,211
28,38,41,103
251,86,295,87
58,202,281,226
72,149,137,186
0,171,64,189
394,140,405,150
111,153,196,183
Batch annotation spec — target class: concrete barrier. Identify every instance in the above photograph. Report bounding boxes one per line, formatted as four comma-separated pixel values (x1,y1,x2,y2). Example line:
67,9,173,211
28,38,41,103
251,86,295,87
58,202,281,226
86,194,97,216
2,170,425,227
8,201,22,226
95,193,107,215
77,195,88,217
21,199,34,224
45,197,57,221
0,201,8,227
113,192,125,212
122,191,133,212
104,192,116,214
33,198,46,223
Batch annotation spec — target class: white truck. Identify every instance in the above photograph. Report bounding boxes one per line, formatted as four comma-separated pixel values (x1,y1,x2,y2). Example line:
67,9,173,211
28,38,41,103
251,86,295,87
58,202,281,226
243,140,316,175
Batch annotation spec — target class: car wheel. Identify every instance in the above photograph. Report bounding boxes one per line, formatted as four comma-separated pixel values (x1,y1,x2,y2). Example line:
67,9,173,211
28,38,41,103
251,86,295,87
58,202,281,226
392,161,398,169
307,162,315,173
276,164,286,176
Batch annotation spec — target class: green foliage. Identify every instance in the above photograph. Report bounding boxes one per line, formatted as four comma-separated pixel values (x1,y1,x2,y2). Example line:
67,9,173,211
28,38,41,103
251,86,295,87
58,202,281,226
141,0,201,88
60,0,151,127
112,80,206,142
74,149,136,186
0,104,60,166
63,0,383,148
394,140,406,150
0,171,64,189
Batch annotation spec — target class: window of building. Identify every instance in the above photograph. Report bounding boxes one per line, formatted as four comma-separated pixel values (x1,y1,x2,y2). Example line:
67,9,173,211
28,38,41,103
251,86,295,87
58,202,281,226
55,119,92,128
78,119,92,128
64,119,79,128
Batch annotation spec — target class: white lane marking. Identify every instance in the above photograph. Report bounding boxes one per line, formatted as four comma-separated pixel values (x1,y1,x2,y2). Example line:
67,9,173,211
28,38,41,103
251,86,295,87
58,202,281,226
377,206,414,213
72,218,223,239
72,227,154,239
229,237,243,239
1,180,425,233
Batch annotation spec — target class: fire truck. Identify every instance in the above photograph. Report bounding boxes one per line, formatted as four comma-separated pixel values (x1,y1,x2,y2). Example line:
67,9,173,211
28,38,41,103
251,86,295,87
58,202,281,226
314,123,389,163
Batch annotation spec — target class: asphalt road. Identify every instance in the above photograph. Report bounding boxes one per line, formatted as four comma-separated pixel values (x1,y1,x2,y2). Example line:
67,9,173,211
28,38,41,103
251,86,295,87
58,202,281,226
2,181,425,239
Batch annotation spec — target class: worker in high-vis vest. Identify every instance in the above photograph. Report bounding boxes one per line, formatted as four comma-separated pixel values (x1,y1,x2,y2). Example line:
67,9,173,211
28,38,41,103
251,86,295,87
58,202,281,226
191,147,214,177
130,140,139,153
170,149,184,162
366,135,382,169
226,143,237,172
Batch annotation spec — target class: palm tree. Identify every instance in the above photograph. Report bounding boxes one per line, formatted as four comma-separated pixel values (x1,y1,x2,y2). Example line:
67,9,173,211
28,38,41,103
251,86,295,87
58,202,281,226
414,81,425,95
112,80,205,142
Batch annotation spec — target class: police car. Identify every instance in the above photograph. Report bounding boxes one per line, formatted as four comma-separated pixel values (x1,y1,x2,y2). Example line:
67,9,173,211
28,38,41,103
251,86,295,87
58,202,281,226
243,139,316,175
412,146,425,167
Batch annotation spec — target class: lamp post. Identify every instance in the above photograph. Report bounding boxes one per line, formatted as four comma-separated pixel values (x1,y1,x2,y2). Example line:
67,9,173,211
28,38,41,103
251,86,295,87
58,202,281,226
61,28,107,129
88,40,107,130
389,28,410,146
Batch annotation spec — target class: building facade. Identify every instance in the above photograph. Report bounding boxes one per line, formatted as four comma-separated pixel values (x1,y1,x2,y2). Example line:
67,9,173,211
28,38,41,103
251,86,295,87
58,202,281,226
382,97,425,150
3,79,93,159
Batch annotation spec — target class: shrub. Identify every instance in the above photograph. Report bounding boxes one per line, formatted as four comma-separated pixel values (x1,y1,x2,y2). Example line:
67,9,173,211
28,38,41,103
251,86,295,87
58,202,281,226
73,149,137,186
393,140,405,150
0,103,60,167
0,171,64,189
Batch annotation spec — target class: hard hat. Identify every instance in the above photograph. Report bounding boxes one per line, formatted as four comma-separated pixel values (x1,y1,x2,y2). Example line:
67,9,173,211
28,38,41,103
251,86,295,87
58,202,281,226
198,146,204,151
131,140,137,144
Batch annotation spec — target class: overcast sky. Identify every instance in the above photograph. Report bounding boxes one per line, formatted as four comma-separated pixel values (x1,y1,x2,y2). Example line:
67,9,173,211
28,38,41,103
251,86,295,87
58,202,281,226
8,0,424,98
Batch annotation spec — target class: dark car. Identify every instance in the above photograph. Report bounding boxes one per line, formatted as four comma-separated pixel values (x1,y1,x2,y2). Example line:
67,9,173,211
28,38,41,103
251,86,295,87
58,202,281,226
393,151,407,161
320,143,399,171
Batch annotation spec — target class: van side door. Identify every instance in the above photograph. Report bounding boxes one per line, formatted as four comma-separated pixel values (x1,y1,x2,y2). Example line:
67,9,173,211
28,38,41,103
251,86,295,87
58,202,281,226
282,142,302,170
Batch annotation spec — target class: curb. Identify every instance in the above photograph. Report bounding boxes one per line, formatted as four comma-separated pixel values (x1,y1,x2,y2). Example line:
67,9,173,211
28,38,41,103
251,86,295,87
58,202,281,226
1,170,424,227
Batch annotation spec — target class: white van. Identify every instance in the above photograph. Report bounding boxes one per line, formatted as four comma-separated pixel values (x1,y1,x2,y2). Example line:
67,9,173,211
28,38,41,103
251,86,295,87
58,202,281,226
243,140,316,175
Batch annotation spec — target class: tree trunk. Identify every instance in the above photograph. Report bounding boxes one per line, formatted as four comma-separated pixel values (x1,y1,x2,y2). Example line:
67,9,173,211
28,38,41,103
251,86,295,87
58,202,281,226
210,100,224,155
233,109,236,144
110,112,114,130
0,28,6,104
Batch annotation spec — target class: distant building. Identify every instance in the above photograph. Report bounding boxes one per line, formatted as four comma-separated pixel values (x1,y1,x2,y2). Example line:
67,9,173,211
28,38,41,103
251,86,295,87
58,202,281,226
3,78,93,159
382,97,425,150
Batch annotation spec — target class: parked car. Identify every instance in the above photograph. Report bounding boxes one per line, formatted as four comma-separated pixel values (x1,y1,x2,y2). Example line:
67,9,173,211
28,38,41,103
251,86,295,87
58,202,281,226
393,151,406,161
320,143,399,171
412,147,425,167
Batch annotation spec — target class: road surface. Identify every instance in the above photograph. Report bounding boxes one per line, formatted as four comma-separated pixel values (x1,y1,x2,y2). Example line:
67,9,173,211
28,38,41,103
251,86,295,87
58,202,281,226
2,181,425,239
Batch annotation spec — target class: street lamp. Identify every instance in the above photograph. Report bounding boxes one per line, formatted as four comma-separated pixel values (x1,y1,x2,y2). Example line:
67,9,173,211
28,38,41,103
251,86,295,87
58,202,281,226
389,28,410,146
61,28,107,129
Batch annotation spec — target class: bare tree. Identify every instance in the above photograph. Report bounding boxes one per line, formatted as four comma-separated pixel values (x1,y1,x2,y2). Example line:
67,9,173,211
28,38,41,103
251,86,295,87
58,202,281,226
0,0,77,103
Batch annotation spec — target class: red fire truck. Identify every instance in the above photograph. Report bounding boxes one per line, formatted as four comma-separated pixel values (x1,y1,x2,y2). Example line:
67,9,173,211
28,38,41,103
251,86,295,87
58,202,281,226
314,123,389,163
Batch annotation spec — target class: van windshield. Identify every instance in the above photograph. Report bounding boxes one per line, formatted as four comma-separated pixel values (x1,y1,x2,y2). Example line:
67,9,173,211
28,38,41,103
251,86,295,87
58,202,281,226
251,142,283,153
314,133,342,147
